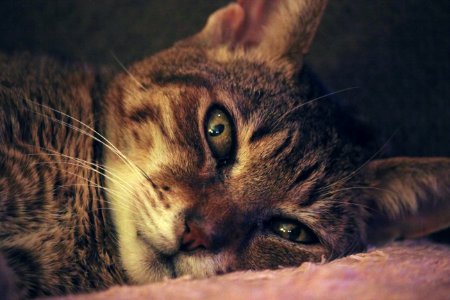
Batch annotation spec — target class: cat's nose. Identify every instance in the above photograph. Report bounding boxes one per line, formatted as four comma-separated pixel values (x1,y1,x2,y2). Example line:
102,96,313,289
180,221,211,251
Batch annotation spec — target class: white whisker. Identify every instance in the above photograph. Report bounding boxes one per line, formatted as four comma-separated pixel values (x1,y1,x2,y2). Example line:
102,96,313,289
27,149,134,191
22,97,149,181
51,183,135,214
273,87,359,128
319,129,399,194
110,51,147,91
32,161,134,196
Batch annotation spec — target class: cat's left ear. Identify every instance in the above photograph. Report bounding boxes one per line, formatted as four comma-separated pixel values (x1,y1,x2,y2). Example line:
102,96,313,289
362,157,450,245
190,0,328,67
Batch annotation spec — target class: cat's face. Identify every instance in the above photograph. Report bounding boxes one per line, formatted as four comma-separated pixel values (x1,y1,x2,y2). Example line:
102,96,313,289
105,41,370,282
103,0,450,284
106,0,450,283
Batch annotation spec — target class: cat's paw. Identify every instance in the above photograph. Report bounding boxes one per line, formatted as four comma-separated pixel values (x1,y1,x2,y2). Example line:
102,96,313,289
0,253,22,300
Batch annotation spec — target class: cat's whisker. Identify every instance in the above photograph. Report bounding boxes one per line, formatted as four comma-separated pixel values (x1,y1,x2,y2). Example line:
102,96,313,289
49,180,130,206
315,198,377,213
89,207,122,214
273,87,359,128
32,161,135,196
38,111,143,180
23,98,147,181
110,51,147,91
40,164,141,213
321,186,397,199
318,129,399,195
27,150,135,191
50,184,134,214
28,142,154,218
25,105,122,158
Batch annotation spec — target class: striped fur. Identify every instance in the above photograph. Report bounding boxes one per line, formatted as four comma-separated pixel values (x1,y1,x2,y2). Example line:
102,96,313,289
103,44,372,284
0,53,127,297
1,1,448,298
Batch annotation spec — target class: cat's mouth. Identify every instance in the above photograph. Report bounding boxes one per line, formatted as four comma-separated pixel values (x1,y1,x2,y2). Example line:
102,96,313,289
134,230,175,278
136,229,223,280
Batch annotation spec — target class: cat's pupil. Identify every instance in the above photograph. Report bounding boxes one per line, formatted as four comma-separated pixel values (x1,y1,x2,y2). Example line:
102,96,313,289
278,223,301,240
208,124,225,137
268,219,318,244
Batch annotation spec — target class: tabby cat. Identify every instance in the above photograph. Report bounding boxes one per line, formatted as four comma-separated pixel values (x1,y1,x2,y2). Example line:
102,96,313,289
1,0,449,298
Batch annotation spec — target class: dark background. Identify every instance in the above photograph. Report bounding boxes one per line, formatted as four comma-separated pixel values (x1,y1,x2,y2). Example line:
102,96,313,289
1,0,449,157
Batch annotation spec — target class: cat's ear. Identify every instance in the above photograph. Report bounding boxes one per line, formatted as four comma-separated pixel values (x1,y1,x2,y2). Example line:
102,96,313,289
191,0,328,66
363,157,450,245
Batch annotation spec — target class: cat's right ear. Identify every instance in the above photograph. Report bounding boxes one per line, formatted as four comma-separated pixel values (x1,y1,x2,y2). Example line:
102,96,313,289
187,0,328,68
362,157,450,245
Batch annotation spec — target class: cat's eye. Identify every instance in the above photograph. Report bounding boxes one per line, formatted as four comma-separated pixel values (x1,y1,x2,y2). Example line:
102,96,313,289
205,107,234,162
268,219,318,244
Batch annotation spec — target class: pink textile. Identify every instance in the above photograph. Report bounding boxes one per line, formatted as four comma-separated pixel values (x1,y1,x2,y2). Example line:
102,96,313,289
46,241,450,300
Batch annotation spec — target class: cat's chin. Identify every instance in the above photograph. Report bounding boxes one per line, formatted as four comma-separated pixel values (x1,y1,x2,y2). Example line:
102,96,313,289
172,251,234,279
124,249,234,284
119,237,176,284
124,243,234,284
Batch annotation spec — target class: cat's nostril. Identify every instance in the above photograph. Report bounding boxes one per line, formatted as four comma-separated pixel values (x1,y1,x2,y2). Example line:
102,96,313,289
180,221,211,252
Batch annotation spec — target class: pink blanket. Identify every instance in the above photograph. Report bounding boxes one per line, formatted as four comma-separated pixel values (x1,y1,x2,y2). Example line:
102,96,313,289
47,241,450,300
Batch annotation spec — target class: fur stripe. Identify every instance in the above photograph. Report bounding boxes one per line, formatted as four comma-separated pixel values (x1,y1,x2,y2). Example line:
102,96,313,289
288,162,320,192
151,72,213,90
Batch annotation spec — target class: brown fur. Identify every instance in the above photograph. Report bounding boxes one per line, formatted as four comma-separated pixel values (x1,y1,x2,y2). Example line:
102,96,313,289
0,53,126,297
1,1,449,298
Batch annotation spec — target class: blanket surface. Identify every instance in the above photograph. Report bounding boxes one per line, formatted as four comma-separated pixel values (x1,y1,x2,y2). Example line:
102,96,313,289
45,241,450,300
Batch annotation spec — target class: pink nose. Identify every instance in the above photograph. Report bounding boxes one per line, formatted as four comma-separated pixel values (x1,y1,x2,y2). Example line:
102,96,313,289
181,221,211,251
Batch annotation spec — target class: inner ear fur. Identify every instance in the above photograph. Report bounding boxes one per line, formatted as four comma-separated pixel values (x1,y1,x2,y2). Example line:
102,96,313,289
190,0,328,66
363,157,450,245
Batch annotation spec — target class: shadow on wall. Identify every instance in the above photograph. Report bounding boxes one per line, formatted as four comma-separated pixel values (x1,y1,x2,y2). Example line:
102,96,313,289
0,0,449,157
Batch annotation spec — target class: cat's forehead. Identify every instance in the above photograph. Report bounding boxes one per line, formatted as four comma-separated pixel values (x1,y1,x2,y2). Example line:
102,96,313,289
127,46,319,123
133,46,294,93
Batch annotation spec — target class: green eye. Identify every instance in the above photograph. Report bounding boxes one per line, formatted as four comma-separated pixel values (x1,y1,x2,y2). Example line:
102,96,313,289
269,219,318,244
205,108,234,161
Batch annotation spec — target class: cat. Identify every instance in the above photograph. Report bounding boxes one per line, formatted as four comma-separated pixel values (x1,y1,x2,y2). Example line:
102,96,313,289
1,0,449,298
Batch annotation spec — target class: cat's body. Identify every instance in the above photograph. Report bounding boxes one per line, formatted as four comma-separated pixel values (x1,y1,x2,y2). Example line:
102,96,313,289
0,53,127,296
1,0,449,298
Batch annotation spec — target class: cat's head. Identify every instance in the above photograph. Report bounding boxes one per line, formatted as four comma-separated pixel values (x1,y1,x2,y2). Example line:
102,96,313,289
104,0,450,283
